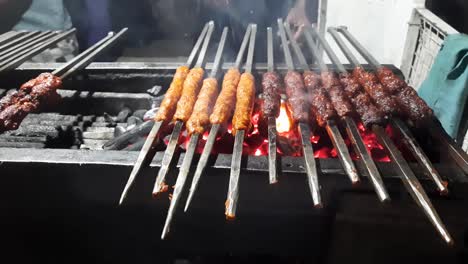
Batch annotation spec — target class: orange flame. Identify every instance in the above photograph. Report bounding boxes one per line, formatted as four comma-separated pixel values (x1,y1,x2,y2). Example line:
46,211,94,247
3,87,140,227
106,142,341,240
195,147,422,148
276,101,293,134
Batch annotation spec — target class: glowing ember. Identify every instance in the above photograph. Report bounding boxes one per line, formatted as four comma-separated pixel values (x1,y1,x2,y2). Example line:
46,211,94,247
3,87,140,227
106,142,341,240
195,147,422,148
276,101,292,134
254,148,263,156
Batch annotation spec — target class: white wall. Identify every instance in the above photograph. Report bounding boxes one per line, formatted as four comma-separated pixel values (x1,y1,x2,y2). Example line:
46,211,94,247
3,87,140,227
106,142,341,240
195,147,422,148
324,0,426,67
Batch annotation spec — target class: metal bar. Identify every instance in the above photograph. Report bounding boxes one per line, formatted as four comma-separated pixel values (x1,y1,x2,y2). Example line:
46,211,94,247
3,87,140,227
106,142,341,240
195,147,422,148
234,25,252,70
327,27,361,67
0,31,53,59
303,28,328,72
119,25,210,205
266,27,278,184
0,31,24,47
277,19,294,70
373,125,453,245
0,29,76,72
298,123,323,207
267,27,274,72
307,26,342,73
0,31,39,53
209,27,228,78
344,117,390,201
194,21,214,68
283,22,309,71
186,23,210,68
161,133,199,239
226,130,245,219
244,24,257,74
326,121,360,184
337,26,382,69
152,121,184,195
57,28,127,79
392,119,448,194
184,124,219,211
118,121,162,205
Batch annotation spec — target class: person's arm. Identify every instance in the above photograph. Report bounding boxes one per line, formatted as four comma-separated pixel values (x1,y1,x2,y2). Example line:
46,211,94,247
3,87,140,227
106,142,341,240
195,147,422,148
286,0,312,40
0,0,32,33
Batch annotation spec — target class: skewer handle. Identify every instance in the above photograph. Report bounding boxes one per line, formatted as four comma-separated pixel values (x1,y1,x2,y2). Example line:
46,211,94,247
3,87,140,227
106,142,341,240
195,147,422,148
277,18,294,71
234,25,252,70
337,26,382,69
328,27,361,68
283,22,310,71
244,24,257,74
194,21,215,68
267,27,274,72
186,22,210,67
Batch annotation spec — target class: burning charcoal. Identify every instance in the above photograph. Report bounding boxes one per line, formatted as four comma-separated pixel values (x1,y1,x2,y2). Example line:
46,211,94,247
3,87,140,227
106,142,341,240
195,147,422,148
103,120,154,150
116,107,132,123
122,139,146,151
132,109,148,120
82,131,114,140
143,108,158,121
0,142,46,149
0,135,47,143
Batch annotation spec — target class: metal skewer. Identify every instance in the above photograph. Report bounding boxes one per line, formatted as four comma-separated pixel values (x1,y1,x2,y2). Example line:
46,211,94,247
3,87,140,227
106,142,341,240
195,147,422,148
0,31,25,47
118,22,210,205
0,31,39,53
278,19,322,207
266,27,278,184
306,26,390,202
335,26,448,194
225,24,257,219
329,27,453,245
152,22,215,196
161,27,229,239
0,29,77,72
184,25,252,212
0,31,53,59
283,21,360,185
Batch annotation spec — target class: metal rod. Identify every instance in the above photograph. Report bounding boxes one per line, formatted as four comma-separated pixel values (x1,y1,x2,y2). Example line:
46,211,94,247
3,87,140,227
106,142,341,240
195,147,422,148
326,121,360,184
336,26,382,69
226,130,245,219
195,21,215,68
234,25,252,70
0,31,53,59
283,22,309,71
344,117,390,201
209,27,229,78
0,31,39,53
327,27,361,67
119,25,210,205
307,26,343,73
184,124,219,212
186,23,210,68
185,24,253,212
0,29,76,72
152,24,215,196
244,24,257,74
118,121,163,205
56,28,127,79
303,28,328,72
299,123,323,207
267,27,274,72
277,18,294,70
0,31,24,47
161,133,199,239
392,119,448,194
266,27,277,184
372,125,453,245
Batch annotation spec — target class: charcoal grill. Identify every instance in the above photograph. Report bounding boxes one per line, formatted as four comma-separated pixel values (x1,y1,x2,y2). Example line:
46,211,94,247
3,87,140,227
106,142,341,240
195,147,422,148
1,30,468,261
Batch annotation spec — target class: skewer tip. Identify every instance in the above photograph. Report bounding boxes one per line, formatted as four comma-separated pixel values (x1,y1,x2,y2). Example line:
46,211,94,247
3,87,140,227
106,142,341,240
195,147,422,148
152,183,169,198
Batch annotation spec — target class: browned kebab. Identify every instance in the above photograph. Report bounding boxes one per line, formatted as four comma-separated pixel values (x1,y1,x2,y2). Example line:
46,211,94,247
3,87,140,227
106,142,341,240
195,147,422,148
283,21,360,185
0,29,127,134
262,27,282,184
277,18,322,207
184,24,252,213
118,22,212,205
328,26,453,245
331,27,448,195
225,24,257,219
304,26,390,202
161,27,229,239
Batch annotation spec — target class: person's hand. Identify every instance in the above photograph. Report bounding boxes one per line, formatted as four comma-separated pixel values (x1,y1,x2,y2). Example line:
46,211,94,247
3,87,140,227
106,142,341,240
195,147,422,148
286,0,311,40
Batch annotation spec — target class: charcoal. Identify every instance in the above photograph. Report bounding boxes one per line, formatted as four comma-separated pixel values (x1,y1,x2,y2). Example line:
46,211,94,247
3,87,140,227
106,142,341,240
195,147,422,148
85,127,115,133
103,112,117,126
0,135,47,143
0,142,45,149
114,126,126,137
123,138,146,151
27,113,77,121
82,115,96,123
127,116,143,126
143,108,158,121
91,122,114,127
6,125,60,138
73,128,83,146
103,120,154,150
146,85,162,96
82,131,114,140
116,107,132,123
81,139,107,150
132,109,147,120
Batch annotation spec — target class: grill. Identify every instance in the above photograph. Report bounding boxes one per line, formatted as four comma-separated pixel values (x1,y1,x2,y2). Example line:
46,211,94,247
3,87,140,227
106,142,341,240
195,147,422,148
1,23,468,258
